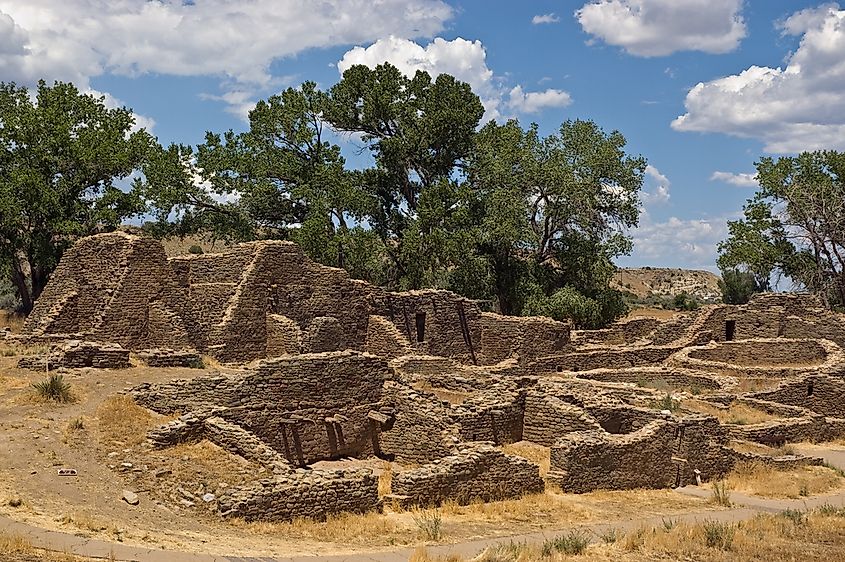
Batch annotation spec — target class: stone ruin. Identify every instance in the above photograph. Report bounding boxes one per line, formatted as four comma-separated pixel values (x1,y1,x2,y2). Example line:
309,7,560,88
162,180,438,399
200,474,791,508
14,232,845,521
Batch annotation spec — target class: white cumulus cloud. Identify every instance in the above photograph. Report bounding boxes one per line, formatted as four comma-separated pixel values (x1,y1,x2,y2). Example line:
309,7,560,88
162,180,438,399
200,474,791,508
0,0,453,116
627,210,732,269
641,164,670,204
710,171,758,187
532,13,560,25
672,4,845,153
338,36,573,121
576,0,746,56
507,85,572,113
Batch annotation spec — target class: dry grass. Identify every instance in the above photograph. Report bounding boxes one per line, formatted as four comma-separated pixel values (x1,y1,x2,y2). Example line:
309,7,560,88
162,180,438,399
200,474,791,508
0,311,25,333
726,462,845,499
410,507,845,562
502,442,551,476
158,440,262,487
683,399,779,425
730,440,796,457
58,511,122,539
378,460,393,497
96,395,161,448
235,511,414,546
0,374,27,392
234,489,708,548
0,531,96,561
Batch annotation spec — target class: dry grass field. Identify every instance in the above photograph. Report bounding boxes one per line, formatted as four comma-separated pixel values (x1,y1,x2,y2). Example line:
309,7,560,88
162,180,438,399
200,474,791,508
411,506,845,562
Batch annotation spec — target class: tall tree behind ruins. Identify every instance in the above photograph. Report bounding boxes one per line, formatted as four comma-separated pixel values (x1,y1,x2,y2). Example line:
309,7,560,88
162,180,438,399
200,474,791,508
719,151,845,309
0,81,156,313
3,68,646,327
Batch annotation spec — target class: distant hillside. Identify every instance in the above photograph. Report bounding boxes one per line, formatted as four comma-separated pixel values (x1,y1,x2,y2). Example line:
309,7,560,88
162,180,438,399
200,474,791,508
612,267,721,303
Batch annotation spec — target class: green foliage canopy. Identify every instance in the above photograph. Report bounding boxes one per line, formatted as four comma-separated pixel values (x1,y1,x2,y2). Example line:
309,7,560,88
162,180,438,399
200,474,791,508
0,81,154,312
718,151,845,307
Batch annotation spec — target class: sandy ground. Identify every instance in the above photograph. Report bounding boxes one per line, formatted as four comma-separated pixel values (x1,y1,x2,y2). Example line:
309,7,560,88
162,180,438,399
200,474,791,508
0,338,841,560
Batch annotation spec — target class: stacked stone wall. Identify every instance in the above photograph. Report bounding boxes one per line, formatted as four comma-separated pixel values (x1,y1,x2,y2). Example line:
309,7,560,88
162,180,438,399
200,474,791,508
391,445,543,507
218,470,379,522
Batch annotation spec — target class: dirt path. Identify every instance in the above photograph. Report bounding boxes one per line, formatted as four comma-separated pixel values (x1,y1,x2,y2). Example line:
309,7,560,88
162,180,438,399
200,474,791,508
3,484,845,562
5,440,845,562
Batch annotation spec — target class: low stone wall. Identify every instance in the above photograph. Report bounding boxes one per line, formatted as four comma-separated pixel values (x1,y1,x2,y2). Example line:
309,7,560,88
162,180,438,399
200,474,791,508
451,390,524,445
522,391,601,446
17,340,130,370
747,375,845,418
391,444,543,507
575,367,724,391
547,415,733,493
669,338,844,378
136,348,202,368
531,345,679,374
728,415,832,445
218,469,379,522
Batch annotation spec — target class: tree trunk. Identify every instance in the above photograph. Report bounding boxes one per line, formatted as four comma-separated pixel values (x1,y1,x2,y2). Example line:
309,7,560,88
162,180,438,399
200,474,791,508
10,265,33,314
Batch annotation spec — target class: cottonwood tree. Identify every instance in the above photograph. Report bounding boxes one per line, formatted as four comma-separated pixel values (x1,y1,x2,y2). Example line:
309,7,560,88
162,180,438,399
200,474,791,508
718,151,845,308
142,82,382,280
326,63,484,286
0,81,153,313
459,119,646,326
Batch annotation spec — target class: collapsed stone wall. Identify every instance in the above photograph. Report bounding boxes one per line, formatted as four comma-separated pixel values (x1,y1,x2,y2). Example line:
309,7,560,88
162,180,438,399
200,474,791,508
748,375,845,418
132,351,393,465
391,444,543,507
17,340,130,371
547,414,732,493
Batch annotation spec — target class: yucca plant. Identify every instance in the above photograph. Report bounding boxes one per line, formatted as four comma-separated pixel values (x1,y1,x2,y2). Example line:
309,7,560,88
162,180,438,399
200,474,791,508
32,374,73,403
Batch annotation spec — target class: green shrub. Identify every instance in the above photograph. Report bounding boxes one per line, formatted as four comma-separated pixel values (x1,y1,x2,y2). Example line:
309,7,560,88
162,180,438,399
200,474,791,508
650,393,680,412
599,528,620,544
703,520,735,550
541,531,589,556
187,244,204,254
780,508,806,525
32,374,73,403
412,509,442,541
711,480,732,507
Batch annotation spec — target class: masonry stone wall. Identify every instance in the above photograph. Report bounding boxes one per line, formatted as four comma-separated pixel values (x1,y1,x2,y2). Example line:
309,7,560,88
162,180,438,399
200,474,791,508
136,348,202,368
670,338,843,378
132,351,392,465
575,367,724,391
25,233,554,366
17,340,130,370
391,444,543,507
547,415,732,493
479,313,570,364
378,382,459,463
531,346,680,374
218,469,379,522
522,391,602,446
451,390,524,445
748,375,845,418
381,290,482,364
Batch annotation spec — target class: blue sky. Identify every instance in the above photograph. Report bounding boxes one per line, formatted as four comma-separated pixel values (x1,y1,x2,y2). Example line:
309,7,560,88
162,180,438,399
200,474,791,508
2,1,844,272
